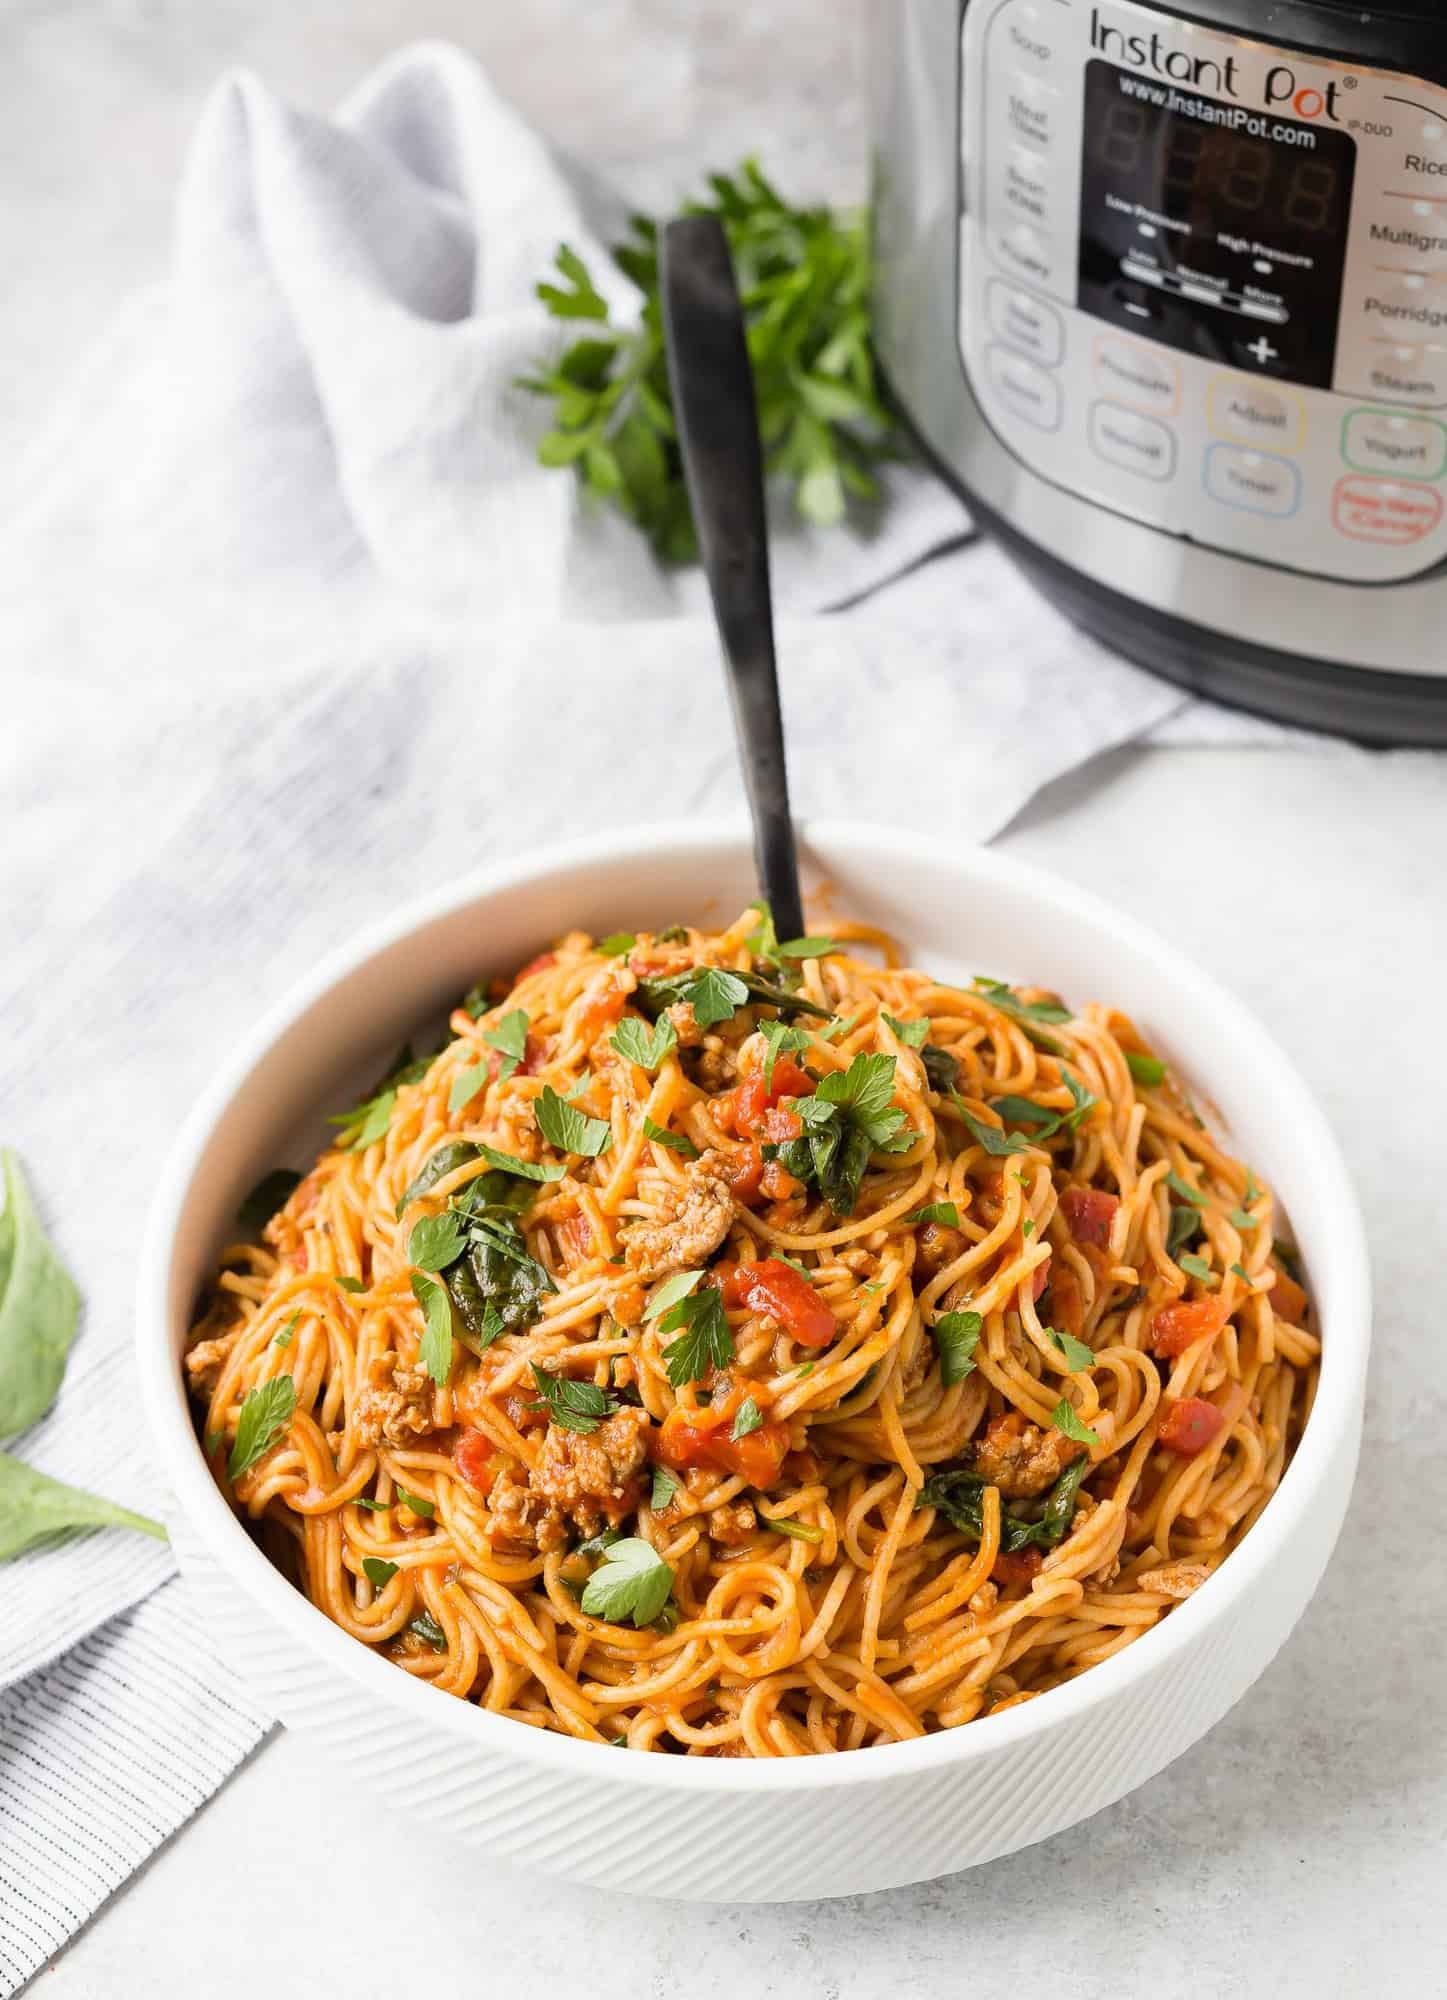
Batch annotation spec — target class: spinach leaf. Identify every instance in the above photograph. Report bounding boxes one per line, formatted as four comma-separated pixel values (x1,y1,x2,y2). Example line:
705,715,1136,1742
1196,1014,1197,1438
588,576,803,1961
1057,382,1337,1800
395,1141,483,1217
0,1452,166,1562
0,1150,81,1441
237,1168,301,1233
916,1451,1088,1555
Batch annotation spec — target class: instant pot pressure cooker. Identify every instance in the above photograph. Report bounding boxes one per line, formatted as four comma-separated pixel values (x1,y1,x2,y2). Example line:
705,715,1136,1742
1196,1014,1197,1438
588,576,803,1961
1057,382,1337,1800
869,0,1447,740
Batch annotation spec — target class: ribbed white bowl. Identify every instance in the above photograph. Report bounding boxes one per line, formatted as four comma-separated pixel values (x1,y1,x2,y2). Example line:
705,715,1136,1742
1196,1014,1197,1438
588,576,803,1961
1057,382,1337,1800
138,821,1370,1902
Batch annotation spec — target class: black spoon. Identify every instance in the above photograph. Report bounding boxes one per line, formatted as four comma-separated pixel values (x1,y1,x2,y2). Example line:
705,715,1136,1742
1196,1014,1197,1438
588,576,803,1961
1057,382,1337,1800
659,213,805,943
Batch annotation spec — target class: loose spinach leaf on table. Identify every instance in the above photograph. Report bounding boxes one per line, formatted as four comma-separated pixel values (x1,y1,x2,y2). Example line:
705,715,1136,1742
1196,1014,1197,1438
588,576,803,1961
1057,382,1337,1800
0,1150,81,1441
0,1452,166,1562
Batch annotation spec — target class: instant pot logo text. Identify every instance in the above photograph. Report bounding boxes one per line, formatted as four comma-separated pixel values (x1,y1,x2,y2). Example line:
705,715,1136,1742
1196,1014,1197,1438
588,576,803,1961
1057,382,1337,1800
1089,9,1342,122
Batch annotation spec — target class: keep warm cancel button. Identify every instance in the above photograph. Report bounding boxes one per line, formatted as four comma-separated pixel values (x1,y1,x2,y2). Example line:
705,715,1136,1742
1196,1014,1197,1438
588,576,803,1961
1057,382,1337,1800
1332,475,1444,544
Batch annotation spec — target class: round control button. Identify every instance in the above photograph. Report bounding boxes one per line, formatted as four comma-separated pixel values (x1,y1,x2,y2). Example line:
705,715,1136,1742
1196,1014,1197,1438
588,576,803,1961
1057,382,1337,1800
1089,401,1176,481
1341,408,1447,481
985,343,1062,430
1203,445,1301,518
1332,475,1444,544
1090,334,1180,416
986,280,1064,367
1207,377,1304,451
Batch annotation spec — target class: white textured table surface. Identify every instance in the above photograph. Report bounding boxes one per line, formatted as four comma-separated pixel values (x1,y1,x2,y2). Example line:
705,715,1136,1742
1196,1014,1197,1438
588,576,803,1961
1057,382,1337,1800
6,1,1446,1990
44,745,1447,1994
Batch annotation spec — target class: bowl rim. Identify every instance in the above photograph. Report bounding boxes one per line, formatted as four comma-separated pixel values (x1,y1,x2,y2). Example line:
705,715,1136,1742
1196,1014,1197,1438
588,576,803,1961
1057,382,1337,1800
137,815,1371,1794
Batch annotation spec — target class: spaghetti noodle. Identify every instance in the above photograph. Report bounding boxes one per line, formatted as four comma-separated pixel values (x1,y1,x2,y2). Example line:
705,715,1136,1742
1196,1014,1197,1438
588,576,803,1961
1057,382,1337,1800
186,908,1317,1756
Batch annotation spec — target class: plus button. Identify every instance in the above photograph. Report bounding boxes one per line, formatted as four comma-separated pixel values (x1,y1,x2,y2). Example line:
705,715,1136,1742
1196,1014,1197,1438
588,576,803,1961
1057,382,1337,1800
1246,335,1279,365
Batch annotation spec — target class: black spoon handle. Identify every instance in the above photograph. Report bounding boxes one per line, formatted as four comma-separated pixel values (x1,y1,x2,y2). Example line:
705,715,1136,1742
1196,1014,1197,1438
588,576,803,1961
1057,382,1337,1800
659,213,805,943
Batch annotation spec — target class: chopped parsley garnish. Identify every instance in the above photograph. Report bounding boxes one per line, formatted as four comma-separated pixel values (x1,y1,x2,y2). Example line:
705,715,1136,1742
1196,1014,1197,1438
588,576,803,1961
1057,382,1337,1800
643,1270,704,1320
410,1273,454,1386
1179,1253,1216,1285
906,1201,960,1227
1228,1206,1257,1231
951,1071,1095,1157
228,1376,297,1481
579,1537,674,1627
819,1013,859,1042
1049,1328,1096,1372
881,1011,930,1049
766,1052,913,1216
409,1210,468,1273
1126,1052,1166,1086
1165,1170,1207,1208
650,1465,680,1511
328,1044,432,1150
759,1018,810,1091
1230,1262,1252,1283
1049,1399,1100,1447
449,1061,490,1116
336,1274,366,1293
362,1557,398,1589
657,1283,734,1389
610,1015,678,1072
536,1084,613,1157
643,1117,699,1158
933,1310,981,1386
395,1484,435,1519
1167,1204,1200,1258
972,977,1071,1052
529,1363,615,1435
272,1311,300,1350
597,933,636,957
730,1397,764,1441
638,965,751,1027
746,899,836,969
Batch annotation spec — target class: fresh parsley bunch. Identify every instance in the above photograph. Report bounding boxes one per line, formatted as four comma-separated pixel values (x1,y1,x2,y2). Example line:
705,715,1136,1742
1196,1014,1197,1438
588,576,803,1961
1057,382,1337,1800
519,161,899,559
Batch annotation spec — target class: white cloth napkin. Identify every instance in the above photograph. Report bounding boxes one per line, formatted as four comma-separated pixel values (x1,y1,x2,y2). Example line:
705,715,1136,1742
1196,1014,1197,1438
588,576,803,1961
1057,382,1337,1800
0,38,1320,1987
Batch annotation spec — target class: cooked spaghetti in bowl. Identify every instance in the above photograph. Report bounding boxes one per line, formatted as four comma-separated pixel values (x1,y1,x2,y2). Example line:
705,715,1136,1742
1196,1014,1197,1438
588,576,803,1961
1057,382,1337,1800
184,903,1318,1758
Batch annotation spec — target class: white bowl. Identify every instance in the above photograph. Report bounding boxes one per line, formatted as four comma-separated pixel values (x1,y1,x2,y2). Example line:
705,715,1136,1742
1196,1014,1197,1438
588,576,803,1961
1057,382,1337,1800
137,820,1370,1902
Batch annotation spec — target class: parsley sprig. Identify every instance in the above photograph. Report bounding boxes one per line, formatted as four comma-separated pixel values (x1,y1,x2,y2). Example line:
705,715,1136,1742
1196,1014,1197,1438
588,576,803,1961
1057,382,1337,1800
766,1052,914,1215
520,162,899,560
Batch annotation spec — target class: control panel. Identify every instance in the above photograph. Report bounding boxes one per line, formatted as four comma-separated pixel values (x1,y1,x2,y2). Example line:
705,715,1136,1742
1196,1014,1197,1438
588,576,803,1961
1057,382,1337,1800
959,0,1447,583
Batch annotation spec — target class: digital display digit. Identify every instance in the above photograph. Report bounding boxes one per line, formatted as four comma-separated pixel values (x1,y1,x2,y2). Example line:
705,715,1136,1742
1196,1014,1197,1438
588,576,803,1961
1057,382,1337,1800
1077,59,1357,387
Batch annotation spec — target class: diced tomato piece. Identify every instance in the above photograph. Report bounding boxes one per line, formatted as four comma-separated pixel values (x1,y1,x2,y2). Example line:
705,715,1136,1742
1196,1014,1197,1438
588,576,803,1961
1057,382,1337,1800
1150,1295,1228,1359
578,986,627,1039
992,1548,1043,1587
453,1428,502,1493
1060,1186,1118,1247
758,1103,803,1144
1269,1265,1308,1324
1159,1396,1226,1456
759,1158,802,1202
723,1143,766,1205
563,1211,593,1257
727,1057,816,1138
655,1403,790,1489
515,951,558,981
718,1258,837,1348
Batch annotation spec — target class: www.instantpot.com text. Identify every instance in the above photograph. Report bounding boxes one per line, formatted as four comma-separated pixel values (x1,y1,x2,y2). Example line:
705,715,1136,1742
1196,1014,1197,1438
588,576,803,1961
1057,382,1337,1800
1116,73,1319,149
